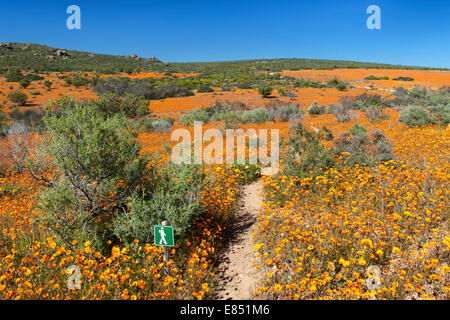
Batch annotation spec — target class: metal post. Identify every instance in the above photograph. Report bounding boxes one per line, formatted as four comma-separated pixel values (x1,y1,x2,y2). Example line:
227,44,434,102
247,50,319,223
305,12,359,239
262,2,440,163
162,220,170,275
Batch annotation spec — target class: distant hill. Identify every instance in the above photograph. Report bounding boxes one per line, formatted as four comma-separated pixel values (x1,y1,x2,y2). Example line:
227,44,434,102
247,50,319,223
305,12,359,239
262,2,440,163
0,42,446,75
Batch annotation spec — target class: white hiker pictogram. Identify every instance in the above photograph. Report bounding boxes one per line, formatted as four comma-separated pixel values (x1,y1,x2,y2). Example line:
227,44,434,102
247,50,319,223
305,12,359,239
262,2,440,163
159,227,167,245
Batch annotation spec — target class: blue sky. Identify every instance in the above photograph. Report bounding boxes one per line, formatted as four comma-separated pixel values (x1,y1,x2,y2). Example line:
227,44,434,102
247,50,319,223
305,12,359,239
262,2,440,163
1,0,449,68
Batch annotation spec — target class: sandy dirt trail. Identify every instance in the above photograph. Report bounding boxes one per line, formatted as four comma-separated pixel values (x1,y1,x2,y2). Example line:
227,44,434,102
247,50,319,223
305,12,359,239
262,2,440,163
216,180,263,300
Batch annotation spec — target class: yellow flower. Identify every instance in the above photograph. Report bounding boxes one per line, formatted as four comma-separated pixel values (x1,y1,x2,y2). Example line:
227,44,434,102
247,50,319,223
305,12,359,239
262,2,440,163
358,258,366,266
254,243,264,251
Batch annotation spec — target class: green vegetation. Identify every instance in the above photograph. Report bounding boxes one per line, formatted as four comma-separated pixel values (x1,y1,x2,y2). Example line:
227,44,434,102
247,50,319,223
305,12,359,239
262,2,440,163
258,86,273,98
43,80,52,90
398,106,436,127
307,102,326,115
0,43,444,76
93,92,151,118
179,101,303,126
393,77,414,81
0,110,8,137
94,78,195,100
365,75,389,80
7,90,28,106
334,126,394,166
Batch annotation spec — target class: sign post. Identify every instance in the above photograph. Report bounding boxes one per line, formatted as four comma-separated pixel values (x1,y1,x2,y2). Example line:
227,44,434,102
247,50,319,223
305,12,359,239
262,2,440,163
154,221,174,275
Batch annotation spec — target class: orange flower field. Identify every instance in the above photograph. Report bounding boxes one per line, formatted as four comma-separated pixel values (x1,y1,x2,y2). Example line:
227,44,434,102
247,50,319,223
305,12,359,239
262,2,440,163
0,65,449,300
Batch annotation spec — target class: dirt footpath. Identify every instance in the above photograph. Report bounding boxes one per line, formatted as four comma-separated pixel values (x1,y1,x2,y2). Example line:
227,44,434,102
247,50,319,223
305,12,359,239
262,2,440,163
216,180,263,300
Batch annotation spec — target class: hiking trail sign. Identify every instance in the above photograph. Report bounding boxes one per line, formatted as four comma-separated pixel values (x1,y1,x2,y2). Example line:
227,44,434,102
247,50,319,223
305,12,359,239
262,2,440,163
154,225,174,247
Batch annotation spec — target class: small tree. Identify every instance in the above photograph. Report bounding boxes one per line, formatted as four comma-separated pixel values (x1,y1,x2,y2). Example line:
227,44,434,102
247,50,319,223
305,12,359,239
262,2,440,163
7,90,28,106
34,100,148,248
258,86,273,98
20,79,31,89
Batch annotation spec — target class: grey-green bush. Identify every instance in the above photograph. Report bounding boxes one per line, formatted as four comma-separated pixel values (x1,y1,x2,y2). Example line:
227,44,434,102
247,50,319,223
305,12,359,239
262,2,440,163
93,92,151,118
7,90,28,106
398,106,436,127
112,163,207,244
36,101,148,248
307,102,326,115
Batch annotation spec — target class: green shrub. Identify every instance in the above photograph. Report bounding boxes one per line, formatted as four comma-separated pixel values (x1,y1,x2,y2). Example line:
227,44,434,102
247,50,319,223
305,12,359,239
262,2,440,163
426,105,450,126
267,104,303,122
365,75,389,80
398,106,436,127
393,77,414,81
327,78,348,91
307,102,325,115
240,108,270,124
35,101,148,249
93,92,151,118
349,123,367,136
334,129,394,167
179,108,210,125
7,90,28,106
150,118,175,132
197,85,214,93
20,79,31,89
29,91,41,96
258,86,273,98
112,163,207,244
282,123,335,179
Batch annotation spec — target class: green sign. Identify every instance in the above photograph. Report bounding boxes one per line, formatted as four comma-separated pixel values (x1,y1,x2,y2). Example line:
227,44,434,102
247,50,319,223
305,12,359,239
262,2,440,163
154,225,174,247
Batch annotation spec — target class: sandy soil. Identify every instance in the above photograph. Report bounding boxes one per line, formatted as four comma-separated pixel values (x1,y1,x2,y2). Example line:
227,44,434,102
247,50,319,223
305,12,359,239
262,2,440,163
215,180,263,300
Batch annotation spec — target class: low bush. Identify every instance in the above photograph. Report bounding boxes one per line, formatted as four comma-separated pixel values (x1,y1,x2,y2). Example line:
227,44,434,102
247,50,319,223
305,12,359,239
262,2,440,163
307,102,326,115
365,75,389,80
93,92,151,118
426,104,450,126
258,86,273,98
398,106,436,127
334,126,394,167
365,106,388,122
113,163,207,245
240,108,270,124
7,90,28,106
149,117,175,132
20,79,31,89
267,104,303,122
327,78,348,91
197,85,214,93
333,104,352,122
393,77,414,81
179,108,210,125
282,123,335,180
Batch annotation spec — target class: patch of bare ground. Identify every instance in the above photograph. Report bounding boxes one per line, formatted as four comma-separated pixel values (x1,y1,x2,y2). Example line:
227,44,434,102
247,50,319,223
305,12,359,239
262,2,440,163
215,180,263,300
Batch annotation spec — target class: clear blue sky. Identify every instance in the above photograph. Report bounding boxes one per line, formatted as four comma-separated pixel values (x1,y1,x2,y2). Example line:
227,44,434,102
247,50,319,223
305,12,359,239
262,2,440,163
1,0,449,68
